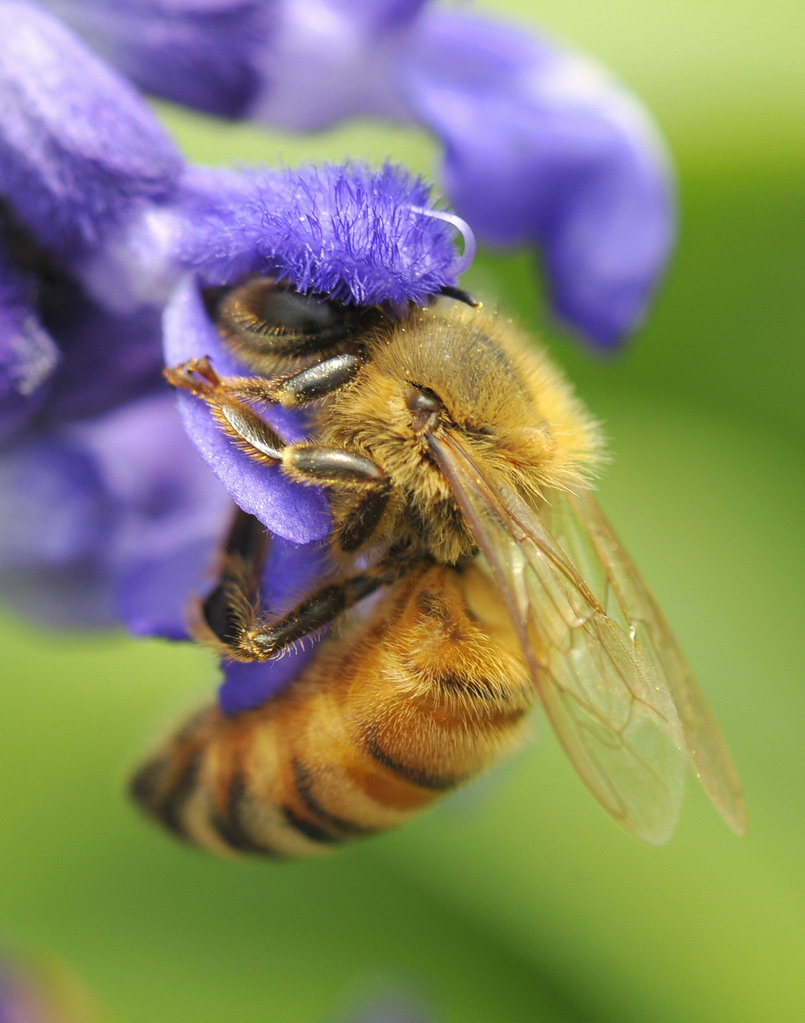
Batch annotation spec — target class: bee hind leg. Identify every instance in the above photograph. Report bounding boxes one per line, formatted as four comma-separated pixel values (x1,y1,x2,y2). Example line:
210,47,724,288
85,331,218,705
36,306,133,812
199,506,414,663
229,546,417,662
200,507,270,652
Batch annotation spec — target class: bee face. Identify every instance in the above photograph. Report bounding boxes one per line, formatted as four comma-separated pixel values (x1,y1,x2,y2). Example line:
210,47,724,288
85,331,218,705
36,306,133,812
313,302,601,562
146,277,746,858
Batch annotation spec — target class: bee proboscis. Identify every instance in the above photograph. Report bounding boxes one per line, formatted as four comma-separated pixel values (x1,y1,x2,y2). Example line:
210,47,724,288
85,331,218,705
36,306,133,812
132,278,746,858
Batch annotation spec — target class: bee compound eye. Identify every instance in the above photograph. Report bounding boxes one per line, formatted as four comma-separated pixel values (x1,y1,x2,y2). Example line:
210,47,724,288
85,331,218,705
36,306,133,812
217,278,350,355
406,385,442,414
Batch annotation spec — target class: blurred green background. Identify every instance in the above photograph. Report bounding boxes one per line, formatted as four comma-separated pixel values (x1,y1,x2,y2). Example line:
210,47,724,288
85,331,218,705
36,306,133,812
1,2,802,1021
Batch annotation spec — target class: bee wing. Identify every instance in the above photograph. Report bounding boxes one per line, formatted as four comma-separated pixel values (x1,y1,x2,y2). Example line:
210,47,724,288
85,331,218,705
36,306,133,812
428,432,689,845
544,489,747,835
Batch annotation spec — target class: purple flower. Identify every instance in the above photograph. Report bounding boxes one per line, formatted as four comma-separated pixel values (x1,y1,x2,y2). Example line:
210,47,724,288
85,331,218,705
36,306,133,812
0,2,470,710
45,0,676,347
2,1,676,716
0,0,200,630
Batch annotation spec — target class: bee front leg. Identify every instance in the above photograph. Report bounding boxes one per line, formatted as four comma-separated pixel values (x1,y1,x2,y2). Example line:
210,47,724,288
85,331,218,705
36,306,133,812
164,353,365,469
164,356,287,464
165,352,362,408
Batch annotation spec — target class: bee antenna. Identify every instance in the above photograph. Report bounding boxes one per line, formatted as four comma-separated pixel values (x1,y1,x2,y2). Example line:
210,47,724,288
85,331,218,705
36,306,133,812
409,206,477,276
438,285,483,308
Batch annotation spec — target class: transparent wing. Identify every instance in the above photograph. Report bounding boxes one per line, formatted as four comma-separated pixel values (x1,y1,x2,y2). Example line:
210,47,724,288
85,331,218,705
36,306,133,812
428,432,688,844
545,489,747,835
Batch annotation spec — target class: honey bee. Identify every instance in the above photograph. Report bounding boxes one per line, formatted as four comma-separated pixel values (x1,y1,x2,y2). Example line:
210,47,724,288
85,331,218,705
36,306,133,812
131,278,746,858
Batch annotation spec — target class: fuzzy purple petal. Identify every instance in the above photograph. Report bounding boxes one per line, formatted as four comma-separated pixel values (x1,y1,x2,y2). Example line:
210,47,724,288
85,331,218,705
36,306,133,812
176,163,470,305
163,276,331,543
401,11,675,347
42,0,276,118
46,0,426,127
0,560,120,628
292,0,427,34
0,242,60,440
0,428,124,626
117,533,206,639
0,0,182,255
0,392,232,632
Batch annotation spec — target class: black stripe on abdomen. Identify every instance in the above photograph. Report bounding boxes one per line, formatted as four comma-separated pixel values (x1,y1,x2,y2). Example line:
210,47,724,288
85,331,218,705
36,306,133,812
364,733,465,792
130,749,202,840
291,758,379,838
280,804,343,845
210,774,283,857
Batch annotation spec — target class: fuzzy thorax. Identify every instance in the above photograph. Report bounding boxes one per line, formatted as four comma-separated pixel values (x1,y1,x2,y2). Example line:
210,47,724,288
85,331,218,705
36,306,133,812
317,302,603,564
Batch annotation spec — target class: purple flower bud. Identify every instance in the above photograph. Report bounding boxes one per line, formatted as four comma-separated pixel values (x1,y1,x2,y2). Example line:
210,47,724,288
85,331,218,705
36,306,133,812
47,0,676,347
400,11,675,347
0,1,183,256
0,239,60,441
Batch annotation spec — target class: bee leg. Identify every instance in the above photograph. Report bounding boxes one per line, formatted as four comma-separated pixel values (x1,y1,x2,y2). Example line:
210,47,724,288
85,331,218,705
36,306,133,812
164,353,362,409
266,353,363,407
280,446,392,552
200,507,269,649
195,504,356,663
198,505,412,663
244,552,415,661
164,357,287,463
166,355,392,547
164,354,367,469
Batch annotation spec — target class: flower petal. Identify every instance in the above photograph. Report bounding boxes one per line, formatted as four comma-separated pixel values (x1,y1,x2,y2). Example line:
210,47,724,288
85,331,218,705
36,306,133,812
245,0,423,129
218,650,318,715
116,530,217,640
40,286,165,423
0,0,182,255
176,163,469,306
0,436,116,571
400,11,675,347
70,392,232,636
0,429,123,627
163,276,331,543
46,0,427,127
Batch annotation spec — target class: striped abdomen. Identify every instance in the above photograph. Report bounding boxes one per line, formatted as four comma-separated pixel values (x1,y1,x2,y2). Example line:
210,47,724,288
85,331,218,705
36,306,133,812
130,564,534,858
